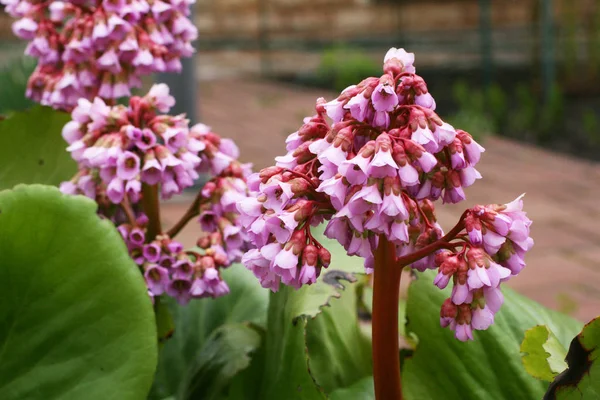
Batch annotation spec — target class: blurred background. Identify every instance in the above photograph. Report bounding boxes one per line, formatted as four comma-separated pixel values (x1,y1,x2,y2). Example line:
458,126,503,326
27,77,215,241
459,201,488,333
190,0,600,161
1,0,600,321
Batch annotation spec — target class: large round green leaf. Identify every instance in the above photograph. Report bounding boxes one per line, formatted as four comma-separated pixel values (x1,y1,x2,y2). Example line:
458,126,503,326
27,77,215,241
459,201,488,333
0,185,157,399
402,270,583,400
0,106,75,190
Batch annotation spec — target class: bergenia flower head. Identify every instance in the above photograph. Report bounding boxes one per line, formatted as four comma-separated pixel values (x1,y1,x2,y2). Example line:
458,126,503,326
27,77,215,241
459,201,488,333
60,84,251,304
118,221,232,305
1,0,197,110
238,48,533,340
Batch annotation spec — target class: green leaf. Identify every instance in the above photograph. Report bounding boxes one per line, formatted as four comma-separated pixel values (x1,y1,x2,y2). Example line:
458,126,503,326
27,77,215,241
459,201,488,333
305,279,372,393
521,325,568,382
402,270,583,400
155,225,372,400
156,298,175,346
329,376,374,400
284,226,365,320
546,316,600,399
258,286,326,400
150,264,269,399
0,185,157,400
0,56,36,115
257,225,369,399
224,335,266,400
179,323,262,400
0,106,75,190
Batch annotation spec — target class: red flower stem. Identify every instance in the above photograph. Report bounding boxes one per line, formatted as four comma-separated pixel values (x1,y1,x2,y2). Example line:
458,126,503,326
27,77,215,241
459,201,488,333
372,235,403,400
371,211,468,399
165,189,204,238
412,198,434,229
120,196,137,227
142,183,162,241
395,211,468,267
142,183,163,319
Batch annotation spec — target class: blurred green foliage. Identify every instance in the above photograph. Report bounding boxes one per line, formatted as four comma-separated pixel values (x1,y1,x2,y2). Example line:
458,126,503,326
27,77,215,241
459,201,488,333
583,108,600,144
446,81,593,149
538,84,565,142
0,56,36,115
559,0,600,82
445,81,497,141
313,45,600,158
512,84,538,133
316,46,380,92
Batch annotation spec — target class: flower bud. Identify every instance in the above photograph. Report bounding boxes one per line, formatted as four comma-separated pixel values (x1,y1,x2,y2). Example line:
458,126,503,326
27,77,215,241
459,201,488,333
200,256,216,270
318,247,331,268
202,181,217,198
456,304,472,325
289,229,307,255
289,177,313,196
302,245,319,267
294,200,315,222
440,255,460,276
434,250,453,267
290,141,314,164
298,121,327,140
467,247,490,269
440,298,458,319
214,252,228,266
197,236,211,249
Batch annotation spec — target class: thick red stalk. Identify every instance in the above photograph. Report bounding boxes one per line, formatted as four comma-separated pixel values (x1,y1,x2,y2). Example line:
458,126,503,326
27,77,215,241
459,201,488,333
142,183,164,319
372,236,403,400
142,183,162,241
371,212,468,399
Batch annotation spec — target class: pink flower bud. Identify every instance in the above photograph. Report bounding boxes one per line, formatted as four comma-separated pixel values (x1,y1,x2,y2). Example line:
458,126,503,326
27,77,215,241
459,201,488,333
318,247,331,268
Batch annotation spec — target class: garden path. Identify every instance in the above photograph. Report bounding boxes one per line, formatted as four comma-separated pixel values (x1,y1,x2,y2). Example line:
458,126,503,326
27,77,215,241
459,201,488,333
162,79,600,322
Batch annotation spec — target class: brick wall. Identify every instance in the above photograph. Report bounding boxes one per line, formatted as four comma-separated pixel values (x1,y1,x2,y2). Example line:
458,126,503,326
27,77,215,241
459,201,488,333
192,0,548,78
0,0,595,80
195,0,543,42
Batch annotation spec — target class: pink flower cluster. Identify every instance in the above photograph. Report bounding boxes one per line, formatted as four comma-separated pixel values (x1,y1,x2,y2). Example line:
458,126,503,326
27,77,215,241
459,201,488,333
60,84,251,303
240,48,483,281
436,195,533,341
1,0,197,109
197,164,252,266
239,47,533,340
60,84,245,203
118,219,230,304
239,168,332,291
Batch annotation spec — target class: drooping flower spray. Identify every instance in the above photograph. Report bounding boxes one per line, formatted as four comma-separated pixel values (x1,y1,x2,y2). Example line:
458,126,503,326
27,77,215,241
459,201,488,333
2,1,252,306
239,48,533,399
